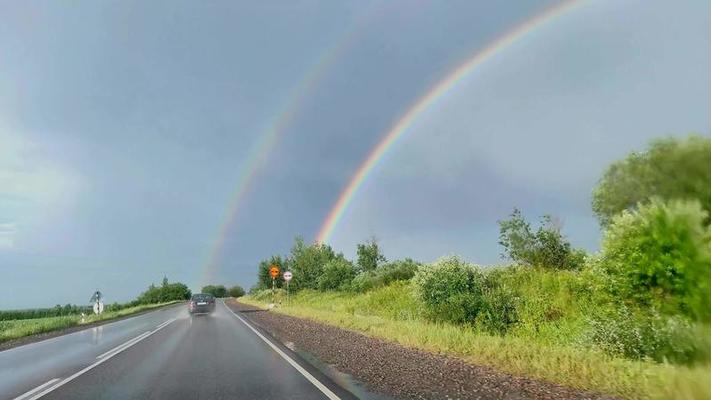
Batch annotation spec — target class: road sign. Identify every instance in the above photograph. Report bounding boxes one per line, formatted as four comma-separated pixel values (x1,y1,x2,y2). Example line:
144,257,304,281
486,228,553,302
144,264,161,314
269,265,280,279
93,301,104,315
283,271,293,281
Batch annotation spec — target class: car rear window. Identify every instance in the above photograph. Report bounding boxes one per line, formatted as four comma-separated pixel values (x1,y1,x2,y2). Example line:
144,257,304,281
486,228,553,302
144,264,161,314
191,294,213,301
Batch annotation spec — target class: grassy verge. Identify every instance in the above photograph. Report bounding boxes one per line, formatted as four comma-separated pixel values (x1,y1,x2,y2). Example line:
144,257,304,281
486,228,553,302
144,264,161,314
0,301,180,343
241,284,710,400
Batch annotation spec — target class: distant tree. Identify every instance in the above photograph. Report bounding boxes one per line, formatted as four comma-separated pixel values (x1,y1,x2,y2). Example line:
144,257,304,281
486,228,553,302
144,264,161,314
201,285,227,298
162,275,169,287
137,280,191,304
289,236,336,290
356,237,386,272
498,208,585,270
228,285,246,298
592,135,711,226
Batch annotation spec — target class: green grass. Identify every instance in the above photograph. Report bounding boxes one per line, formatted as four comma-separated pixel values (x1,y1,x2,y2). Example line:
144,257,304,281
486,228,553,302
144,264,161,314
0,301,180,343
242,281,711,400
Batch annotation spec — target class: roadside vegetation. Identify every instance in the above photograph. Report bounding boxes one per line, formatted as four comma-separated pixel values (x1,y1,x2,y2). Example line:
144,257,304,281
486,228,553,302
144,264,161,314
244,135,711,400
0,277,191,344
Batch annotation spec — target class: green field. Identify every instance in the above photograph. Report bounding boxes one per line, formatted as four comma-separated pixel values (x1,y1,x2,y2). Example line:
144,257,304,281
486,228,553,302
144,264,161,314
242,282,710,400
0,301,180,343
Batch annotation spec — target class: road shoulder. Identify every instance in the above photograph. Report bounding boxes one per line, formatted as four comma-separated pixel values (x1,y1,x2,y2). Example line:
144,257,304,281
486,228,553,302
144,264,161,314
226,299,615,400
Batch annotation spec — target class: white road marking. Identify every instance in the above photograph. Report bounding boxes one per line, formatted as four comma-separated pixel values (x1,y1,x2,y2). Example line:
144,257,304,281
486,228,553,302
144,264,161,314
12,378,60,400
222,300,341,400
22,317,177,400
96,331,151,359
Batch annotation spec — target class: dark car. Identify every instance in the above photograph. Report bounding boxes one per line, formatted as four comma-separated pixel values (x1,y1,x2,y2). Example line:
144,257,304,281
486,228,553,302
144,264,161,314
188,293,215,314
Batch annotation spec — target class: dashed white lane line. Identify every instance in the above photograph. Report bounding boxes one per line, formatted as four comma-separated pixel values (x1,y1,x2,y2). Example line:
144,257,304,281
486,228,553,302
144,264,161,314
222,300,341,400
14,317,177,400
11,379,60,400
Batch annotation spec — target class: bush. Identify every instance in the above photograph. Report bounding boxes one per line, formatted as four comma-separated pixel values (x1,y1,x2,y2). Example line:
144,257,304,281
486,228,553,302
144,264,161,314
599,199,711,321
318,257,356,291
588,306,700,364
228,285,245,298
350,259,421,293
476,284,520,335
413,256,488,324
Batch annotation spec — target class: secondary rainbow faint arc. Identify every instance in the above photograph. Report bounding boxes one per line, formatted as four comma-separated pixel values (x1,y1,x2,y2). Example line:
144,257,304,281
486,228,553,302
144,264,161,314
200,6,384,286
315,0,586,245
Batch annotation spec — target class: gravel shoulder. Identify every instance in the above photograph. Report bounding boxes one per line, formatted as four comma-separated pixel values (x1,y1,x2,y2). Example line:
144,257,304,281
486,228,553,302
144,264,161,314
226,299,615,400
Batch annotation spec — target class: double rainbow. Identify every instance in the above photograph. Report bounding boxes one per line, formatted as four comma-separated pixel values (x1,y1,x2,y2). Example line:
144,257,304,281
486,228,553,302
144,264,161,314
315,0,586,244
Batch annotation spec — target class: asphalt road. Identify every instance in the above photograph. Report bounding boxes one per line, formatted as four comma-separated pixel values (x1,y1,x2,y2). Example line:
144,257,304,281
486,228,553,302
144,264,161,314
1,301,355,400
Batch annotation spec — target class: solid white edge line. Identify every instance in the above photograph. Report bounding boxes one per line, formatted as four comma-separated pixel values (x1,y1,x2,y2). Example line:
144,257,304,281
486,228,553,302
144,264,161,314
11,378,60,400
24,317,177,400
96,331,151,359
222,300,341,400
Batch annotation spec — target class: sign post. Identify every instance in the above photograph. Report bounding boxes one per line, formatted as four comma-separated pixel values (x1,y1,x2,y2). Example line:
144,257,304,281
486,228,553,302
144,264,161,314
90,290,104,315
269,265,280,305
283,271,293,306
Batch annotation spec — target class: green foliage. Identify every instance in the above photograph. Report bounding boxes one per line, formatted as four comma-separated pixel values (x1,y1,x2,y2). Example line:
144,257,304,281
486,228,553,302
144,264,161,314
228,285,245,298
0,304,91,321
317,256,356,291
137,280,191,304
257,255,287,290
599,199,711,321
356,237,386,272
201,284,227,298
289,236,336,290
412,256,485,322
350,258,421,292
588,306,700,364
592,135,711,225
498,208,585,270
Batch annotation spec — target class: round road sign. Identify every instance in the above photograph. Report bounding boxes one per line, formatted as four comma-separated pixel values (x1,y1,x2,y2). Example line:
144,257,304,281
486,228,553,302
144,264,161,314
283,271,293,281
269,265,280,279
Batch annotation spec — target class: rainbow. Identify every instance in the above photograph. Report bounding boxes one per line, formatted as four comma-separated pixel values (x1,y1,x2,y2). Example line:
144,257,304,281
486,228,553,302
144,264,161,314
200,5,388,286
315,0,586,245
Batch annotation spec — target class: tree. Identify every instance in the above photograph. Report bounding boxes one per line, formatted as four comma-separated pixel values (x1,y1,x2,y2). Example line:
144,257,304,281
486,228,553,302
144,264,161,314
592,135,711,226
498,208,584,270
136,280,191,304
257,255,287,290
289,236,336,290
356,237,386,272
317,256,356,291
201,285,227,298
228,285,246,298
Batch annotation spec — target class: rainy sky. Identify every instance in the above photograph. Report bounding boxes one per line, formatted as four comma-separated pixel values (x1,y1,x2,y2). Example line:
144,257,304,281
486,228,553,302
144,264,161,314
1,0,710,308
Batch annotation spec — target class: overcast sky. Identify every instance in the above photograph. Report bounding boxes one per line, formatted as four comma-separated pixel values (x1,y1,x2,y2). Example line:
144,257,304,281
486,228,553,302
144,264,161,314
1,0,710,308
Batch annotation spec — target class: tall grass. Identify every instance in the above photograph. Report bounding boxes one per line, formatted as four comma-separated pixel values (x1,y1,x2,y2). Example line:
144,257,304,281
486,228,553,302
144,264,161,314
243,278,711,400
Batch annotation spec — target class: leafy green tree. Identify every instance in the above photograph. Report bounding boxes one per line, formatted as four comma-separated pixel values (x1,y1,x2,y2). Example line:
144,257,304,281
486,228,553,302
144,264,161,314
498,209,584,270
137,280,191,304
592,135,711,226
201,285,227,298
356,237,386,272
318,256,356,290
598,199,711,321
289,236,336,290
257,255,287,290
228,285,246,298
